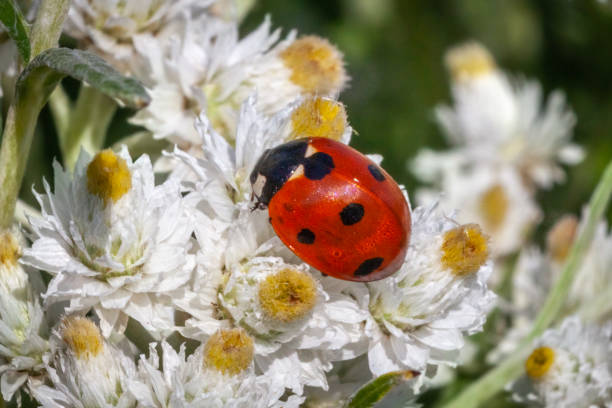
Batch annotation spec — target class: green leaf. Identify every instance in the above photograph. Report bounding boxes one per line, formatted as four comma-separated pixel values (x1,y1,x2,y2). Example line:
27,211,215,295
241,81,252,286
18,47,150,109
0,0,31,61
346,370,419,408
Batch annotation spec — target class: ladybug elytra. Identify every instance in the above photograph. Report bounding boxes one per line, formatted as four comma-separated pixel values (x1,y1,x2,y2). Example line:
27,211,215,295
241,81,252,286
250,137,411,282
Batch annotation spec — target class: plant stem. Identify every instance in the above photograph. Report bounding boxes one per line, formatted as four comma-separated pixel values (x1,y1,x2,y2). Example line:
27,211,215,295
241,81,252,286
29,0,71,59
61,84,117,169
48,85,71,138
0,0,70,228
441,159,612,408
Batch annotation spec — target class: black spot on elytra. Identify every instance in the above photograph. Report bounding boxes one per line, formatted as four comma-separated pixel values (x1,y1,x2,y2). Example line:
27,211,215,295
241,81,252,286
368,164,385,182
354,257,384,277
339,203,364,225
297,228,315,244
303,152,335,180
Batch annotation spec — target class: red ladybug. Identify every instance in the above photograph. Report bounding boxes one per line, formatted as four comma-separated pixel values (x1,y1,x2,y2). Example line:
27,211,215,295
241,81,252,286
250,137,411,282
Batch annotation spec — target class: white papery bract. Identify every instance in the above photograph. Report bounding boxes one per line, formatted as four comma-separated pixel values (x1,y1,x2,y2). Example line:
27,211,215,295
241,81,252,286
31,316,137,408
22,148,194,337
363,204,495,377
0,229,48,403
130,341,304,408
512,317,612,408
432,41,582,189
414,163,541,256
64,0,214,72
129,11,347,146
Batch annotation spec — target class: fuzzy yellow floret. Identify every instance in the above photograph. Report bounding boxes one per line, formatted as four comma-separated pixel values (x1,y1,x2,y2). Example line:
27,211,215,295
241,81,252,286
87,149,132,205
289,97,348,141
479,184,509,231
0,231,20,267
258,268,317,323
546,215,578,263
61,316,104,360
441,224,489,277
280,36,346,94
526,346,555,380
203,328,254,375
445,41,496,81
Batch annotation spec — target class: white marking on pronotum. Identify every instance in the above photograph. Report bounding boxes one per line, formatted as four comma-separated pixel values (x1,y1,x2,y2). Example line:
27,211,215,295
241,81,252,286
252,174,267,198
305,144,317,158
288,164,305,181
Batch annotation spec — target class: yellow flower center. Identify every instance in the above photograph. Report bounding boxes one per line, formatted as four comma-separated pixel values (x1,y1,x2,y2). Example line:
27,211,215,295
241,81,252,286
445,42,496,81
86,149,132,205
441,224,489,276
61,316,103,360
479,184,509,231
203,328,254,375
0,231,20,267
526,346,555,380
280,36,346,94
546,215,578,263
289,97,348,141
258,268,317,323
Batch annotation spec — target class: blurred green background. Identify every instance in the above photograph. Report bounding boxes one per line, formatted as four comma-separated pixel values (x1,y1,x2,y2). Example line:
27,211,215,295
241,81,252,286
23,0,612,226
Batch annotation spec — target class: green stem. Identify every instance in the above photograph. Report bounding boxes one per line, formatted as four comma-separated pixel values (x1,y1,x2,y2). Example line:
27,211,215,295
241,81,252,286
441,159,612,408
61,84,117,169
48,85,72,138
29,0,71,59
0,0,70,228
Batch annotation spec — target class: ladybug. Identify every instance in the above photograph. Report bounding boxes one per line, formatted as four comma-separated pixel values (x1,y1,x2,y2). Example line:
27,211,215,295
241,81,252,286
250,137,411,282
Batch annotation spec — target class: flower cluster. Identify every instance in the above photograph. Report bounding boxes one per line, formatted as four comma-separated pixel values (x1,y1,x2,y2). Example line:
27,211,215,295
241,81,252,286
412,41,582,258
0,1,610,408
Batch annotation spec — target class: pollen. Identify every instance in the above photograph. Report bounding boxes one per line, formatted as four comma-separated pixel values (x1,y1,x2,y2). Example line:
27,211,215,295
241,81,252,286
546,215,578,263
86,149,132,205
445,41,496,81
258,268,317,323
441,224,489,277
526,346,555,380
0,231,21,267
203,328,254,375
280,35,347,95
479,184,509,231
61,316,104,360
289,97,348,141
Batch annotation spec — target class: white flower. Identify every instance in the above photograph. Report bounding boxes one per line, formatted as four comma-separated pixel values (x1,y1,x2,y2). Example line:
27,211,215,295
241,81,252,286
0,229,49,403
22,148,194,337
433,41,582,189
513,317,612,408
130,338,304,408
31,316,137,408
175,214,368,394
414,163,541,256
64,0,213,71
129,13,347,146
362,204,495,376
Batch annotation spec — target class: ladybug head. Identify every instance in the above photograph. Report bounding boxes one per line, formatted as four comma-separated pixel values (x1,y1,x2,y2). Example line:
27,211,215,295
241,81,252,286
249,139,309,209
